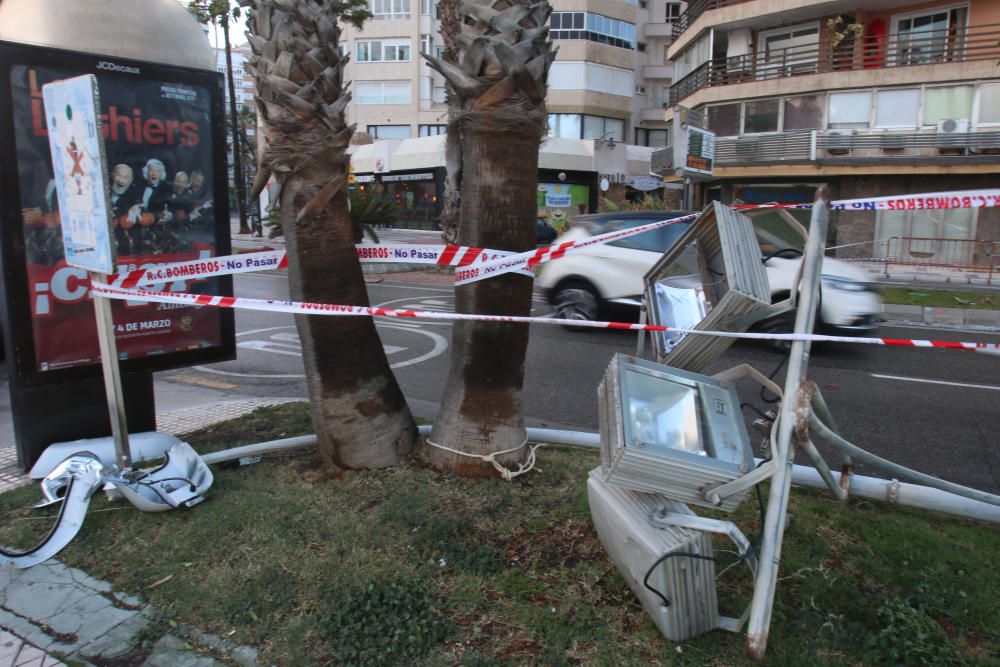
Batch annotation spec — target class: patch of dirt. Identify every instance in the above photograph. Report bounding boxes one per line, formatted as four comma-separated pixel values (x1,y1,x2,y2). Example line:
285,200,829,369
499,519,605,570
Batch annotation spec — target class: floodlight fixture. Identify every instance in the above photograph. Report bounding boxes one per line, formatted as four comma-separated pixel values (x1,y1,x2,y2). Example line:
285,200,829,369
644,202,771,373
598,353,755,512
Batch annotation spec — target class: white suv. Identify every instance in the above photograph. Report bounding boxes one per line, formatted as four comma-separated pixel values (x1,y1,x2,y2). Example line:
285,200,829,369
535,210,882,335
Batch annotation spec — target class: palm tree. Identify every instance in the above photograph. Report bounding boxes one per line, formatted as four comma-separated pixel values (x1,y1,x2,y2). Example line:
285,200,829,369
187,0,252,235
423,0,555,476
241,0,416,469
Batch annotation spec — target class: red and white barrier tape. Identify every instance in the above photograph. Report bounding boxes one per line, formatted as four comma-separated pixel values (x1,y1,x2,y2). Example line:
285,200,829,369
91,282,1000,354
456,188,1000,285
109,188,1000,289
112,244,529,288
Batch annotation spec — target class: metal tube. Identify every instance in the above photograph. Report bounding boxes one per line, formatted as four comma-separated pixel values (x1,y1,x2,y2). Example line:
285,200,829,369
90,273,132,471
746,192,829,661
195,426,1000,524
809,388,850,468
808,414,1000,508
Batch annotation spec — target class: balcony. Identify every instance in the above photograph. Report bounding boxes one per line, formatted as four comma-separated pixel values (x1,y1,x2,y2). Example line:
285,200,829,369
643,64,674,80
704,130,1000,170
671,0,751,40
669,23,1000,107
643,22,675,39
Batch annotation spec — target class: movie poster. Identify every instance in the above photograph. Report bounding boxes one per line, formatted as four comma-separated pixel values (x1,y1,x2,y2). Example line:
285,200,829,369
10,64,225,372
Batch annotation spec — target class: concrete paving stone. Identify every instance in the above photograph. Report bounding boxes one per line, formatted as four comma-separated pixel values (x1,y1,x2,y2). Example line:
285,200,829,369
111,592,144,609
12,645,45,666
0,630,22,666
39,658,66,667
0,609,48,651
77,607,154,660
141,635,225,667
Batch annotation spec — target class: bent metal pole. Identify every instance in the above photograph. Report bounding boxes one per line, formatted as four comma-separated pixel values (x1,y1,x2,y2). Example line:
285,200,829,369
745,191,830,660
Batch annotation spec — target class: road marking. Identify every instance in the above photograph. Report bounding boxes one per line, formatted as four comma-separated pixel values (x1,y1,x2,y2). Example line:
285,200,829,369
166,374,238,390
872,373,1000,392
196,322,446,378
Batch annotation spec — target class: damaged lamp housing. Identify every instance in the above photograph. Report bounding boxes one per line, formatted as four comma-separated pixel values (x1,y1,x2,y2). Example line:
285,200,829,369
644,202,770,373
598,354,755,512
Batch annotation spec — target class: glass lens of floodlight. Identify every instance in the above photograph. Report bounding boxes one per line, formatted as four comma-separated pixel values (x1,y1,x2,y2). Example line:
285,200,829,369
654,280,710,352
622,369,705,457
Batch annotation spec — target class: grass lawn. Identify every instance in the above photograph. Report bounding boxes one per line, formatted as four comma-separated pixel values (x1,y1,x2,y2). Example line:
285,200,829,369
2,403,999,666
879,286,1000,310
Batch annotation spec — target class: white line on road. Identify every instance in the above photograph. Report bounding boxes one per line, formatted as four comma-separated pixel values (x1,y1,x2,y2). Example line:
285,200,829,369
871,373,1000,392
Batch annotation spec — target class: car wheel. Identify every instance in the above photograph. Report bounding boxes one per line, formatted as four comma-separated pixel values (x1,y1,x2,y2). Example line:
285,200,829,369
554,285,599,329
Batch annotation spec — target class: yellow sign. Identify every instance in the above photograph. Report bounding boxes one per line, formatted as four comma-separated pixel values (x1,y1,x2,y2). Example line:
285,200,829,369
348,163,356,185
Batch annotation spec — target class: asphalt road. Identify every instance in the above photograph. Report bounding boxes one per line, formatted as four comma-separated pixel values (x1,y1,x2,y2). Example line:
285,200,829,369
159,271,1000,492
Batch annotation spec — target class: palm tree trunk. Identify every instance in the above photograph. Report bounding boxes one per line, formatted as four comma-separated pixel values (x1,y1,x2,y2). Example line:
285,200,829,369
245,0,416,469
424,0,554,476
222,14,250,235
429,113,541,475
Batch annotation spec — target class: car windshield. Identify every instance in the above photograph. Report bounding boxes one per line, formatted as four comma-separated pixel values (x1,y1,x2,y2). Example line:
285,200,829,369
748,209,810,254
597,216,693,252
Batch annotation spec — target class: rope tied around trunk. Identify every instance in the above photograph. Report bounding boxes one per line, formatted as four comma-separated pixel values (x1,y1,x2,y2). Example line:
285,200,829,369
424,436,545,480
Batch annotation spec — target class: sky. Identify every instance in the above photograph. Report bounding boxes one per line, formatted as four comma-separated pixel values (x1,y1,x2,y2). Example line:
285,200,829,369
207,11,249,49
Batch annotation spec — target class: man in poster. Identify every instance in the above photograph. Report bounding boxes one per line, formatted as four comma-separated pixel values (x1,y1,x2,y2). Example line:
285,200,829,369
110,163,141,255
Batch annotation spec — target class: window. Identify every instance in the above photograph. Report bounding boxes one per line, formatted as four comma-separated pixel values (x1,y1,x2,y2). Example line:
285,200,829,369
419,34,433,55
635,128,669,147
743,99,779,134
783,95,824,130
828,91,872,128
355,81,412,104
757,23,819,77
892,7,967,66
665,2,681,22
367,125,411,139
419,0,432,14
584,116,622,141
549,62,633,97
608,218,689,251
550,12,635,49
706,103,740,136
978,84,1000,125
548,113,582,139
419,125,447,136
875,89,920,128
923,85,973,126
432,86,446,103
370,0,410,20
357,39,411,62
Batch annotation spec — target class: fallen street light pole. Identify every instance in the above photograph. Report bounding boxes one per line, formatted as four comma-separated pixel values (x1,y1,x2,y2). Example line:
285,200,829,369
745,189,830,660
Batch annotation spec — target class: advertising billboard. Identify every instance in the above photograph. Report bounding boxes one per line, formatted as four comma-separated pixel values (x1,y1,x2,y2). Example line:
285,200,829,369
0,42,235,382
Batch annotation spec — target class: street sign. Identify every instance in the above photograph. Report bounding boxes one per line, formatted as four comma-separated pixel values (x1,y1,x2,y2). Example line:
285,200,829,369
42,74,115,274
671,105,716,181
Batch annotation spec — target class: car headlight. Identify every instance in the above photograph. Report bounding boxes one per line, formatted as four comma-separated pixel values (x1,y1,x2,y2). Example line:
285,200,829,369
821,275,867,292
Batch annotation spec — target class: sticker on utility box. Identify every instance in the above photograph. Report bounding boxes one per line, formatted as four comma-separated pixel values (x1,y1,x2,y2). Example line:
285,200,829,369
42,74,115,275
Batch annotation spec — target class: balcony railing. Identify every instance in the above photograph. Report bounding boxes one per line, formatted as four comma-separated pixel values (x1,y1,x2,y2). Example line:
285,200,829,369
669,22,1000,106
708,130,1000,168
671,0,750,40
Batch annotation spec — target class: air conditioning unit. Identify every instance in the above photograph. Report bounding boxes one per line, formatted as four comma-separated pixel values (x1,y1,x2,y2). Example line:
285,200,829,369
824,129,854,155
936,118,970,152
937,118,970,134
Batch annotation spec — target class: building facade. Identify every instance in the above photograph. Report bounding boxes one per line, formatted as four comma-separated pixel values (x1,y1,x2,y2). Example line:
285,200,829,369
340,0,683,147
664,0,1000,262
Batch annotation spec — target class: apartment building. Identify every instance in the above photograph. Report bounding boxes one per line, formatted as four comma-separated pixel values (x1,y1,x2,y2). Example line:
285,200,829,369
340,0,682,146
665,0,1000,260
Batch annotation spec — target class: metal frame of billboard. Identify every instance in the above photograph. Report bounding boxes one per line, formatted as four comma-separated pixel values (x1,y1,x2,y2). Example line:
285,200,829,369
0,40,235,388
